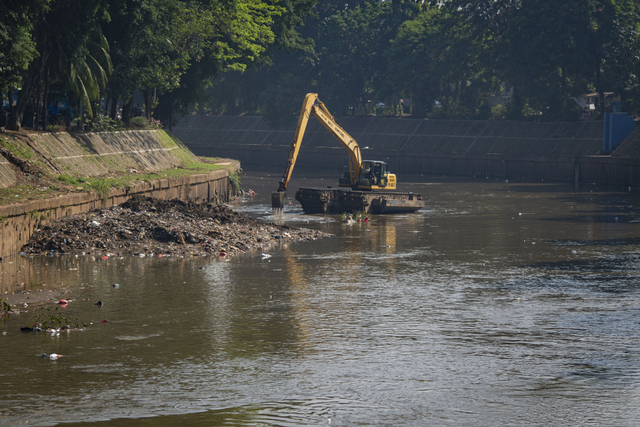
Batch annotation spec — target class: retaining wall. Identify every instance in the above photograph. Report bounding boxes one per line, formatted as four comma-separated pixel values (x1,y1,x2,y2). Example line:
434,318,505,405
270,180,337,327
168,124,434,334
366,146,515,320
0,168,234,257
0,129,198,189
0,130,241,257
0,154,16,189
173,115,640,187
174,115,604,157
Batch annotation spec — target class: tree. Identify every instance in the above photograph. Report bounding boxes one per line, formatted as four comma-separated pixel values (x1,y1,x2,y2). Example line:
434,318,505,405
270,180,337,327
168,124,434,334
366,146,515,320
315,2,393,115
153,0,285,126
0,1,44,95
102,0,190,122
586,0,639,115
1,0,48,129
500,0,639,119
8,0,108,130
385,6,499,118
205,0,421,124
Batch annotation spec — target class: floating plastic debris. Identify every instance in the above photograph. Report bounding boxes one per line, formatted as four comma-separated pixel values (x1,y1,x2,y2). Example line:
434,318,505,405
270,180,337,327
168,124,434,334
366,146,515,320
41,353,62,360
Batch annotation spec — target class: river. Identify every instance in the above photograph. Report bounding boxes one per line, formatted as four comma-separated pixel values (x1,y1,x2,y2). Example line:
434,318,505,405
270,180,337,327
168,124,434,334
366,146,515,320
1,171,639,426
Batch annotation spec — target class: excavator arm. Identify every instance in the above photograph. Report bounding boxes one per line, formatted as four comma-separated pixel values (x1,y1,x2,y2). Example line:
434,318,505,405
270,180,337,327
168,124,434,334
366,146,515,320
272,93,362,209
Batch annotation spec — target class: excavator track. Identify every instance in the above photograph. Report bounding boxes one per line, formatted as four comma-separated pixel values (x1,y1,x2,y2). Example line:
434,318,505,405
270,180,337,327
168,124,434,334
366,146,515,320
295,187,425,214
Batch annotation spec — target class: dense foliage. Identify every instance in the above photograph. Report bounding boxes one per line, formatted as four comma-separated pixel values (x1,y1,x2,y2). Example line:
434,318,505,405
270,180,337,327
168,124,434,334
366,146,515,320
207,0,640,123
1,0,639,128
1,0,314,130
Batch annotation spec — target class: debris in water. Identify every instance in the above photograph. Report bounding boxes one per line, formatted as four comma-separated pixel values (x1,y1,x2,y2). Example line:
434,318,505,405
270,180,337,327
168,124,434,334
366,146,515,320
41,353,62,360
21,196,331,259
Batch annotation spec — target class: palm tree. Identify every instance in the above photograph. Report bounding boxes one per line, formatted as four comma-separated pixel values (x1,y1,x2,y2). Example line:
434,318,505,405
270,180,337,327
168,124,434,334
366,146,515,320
49,29,112,118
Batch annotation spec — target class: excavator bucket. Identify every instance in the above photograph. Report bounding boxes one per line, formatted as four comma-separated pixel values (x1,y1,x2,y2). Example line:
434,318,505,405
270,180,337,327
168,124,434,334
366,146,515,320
271,191,286,209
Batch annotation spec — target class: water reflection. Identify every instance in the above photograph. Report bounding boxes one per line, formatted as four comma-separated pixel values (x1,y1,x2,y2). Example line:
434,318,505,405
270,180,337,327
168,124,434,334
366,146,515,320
1,175,640,426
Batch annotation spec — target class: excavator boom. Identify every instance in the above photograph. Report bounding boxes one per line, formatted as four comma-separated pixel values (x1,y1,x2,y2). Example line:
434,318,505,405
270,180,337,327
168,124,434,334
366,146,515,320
272,93,421,214
272,93,362,209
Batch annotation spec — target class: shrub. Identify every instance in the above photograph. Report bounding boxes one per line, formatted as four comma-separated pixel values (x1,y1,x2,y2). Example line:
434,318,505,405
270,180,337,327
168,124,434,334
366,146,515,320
129,117,162,130
77,113,125,132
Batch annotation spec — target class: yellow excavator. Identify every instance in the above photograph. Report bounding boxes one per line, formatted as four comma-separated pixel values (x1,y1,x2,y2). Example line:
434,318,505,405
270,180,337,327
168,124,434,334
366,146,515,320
272,93,424,214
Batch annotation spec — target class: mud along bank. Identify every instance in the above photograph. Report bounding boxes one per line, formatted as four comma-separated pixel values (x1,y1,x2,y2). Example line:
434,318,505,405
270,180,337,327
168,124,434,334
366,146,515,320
0,129,241,258
0,195,330,309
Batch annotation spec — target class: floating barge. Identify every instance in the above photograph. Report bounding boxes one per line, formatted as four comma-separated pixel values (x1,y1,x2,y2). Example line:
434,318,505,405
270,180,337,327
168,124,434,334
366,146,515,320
295,188,425,214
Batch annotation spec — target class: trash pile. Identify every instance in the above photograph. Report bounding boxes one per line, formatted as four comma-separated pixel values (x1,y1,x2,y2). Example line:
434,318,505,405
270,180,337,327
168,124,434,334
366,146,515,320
21,195,330,258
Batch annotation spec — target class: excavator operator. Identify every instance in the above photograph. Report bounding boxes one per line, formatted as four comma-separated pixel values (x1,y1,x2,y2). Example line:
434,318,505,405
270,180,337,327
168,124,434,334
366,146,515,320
373,163,381,185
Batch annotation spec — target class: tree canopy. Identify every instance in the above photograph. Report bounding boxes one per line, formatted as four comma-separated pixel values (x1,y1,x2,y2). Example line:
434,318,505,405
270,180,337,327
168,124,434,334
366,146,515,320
1,0,314,129
206,0,640,122
1,0,639,129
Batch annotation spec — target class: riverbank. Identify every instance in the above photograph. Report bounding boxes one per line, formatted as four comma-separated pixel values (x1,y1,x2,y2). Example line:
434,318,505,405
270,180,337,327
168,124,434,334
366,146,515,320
173,114,640,188
20,195,331,258
1,129,242,257
1,194,331,314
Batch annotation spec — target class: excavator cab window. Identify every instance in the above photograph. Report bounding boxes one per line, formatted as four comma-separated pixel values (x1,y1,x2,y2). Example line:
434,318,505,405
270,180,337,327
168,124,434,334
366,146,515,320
359,161,388,187
359,162,372,185
377,163,387,187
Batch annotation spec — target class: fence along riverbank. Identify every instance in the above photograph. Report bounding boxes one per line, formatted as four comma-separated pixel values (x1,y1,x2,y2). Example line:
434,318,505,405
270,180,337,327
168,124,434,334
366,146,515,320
173,115,640,187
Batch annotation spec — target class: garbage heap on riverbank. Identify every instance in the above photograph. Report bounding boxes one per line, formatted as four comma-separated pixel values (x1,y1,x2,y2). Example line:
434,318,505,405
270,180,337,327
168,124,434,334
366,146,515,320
21,195,330,258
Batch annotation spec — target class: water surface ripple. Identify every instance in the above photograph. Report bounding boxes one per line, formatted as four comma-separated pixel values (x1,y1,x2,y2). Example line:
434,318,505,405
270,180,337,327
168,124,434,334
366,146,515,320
1,174,639,426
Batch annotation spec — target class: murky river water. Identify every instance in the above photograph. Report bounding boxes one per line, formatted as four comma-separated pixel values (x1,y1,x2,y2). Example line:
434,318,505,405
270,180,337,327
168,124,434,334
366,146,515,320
1,172,640,426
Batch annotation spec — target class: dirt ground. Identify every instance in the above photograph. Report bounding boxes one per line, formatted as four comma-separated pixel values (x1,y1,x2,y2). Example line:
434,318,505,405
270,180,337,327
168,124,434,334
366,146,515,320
20,195,331,258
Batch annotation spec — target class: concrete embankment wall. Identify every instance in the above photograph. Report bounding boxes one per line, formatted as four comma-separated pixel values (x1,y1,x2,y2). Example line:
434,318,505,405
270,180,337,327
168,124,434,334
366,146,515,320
0,170,231,257
0,130,239,257
173,115,640,187
0,152,15,188
1,129,198,189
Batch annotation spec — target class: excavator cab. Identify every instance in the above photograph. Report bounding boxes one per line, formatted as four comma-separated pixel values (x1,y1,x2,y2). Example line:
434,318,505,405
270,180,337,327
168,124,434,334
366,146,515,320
358,161,388,188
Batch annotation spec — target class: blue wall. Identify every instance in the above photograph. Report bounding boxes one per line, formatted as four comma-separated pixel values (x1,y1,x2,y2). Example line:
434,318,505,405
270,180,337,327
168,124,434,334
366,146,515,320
603,113,637,154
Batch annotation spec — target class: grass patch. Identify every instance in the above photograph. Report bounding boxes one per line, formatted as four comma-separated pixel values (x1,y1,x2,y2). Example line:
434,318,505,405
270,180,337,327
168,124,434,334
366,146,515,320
1,159,237,207
182,161,227,171
0,137,34,160
57,165,229,200
229,172,241,194
156,130,200,165
156,130,180,148
0,184,35,202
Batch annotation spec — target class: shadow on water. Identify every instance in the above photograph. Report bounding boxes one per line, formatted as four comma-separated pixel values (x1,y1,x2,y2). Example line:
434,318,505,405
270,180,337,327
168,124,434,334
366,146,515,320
524,253,640,274
548,237,640,246
527,259,628,272
540,214,640,224
60,397,351,427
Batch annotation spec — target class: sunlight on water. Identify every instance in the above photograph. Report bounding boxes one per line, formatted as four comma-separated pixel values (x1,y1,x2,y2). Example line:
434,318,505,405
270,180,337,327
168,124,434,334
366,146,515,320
1,174,640,426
